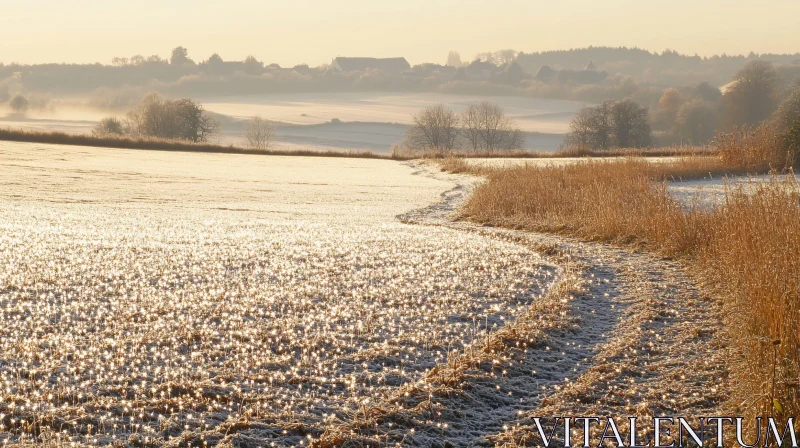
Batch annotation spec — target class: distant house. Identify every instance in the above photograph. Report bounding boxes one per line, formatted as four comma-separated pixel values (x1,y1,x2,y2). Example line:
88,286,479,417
535,61,606,84
535,65,557,82
409,63,457,77
463,59,498,81
327,57,411,74
493,61,528,85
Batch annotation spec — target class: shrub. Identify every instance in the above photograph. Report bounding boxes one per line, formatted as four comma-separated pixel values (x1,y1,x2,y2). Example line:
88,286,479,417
93,117,125,137
244,116,275,150
125,93,218,142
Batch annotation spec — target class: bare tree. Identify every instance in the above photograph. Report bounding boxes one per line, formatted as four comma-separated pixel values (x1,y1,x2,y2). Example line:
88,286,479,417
461,104,482,151
564,107,598,148
9,95,29,113
592,101,615,150
111,57,129,67
130,55,146,66
146,55,167,65
722,60,779,128
566,99,650,150
566,102,613,150
675,99,718,144
771,86,800,134
462,101,524,152
245,116,275,150
494,49,518,65
693,81,722,103
611,99,651,148
656,88,683,130
173,98,218,142
404,104,460,153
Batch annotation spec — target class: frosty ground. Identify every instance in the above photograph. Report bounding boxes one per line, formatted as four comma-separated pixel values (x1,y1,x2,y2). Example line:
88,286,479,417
0,143,559,446
0,143,728,446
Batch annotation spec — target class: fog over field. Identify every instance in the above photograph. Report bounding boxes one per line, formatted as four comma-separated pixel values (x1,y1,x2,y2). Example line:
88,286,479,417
0,92,578,153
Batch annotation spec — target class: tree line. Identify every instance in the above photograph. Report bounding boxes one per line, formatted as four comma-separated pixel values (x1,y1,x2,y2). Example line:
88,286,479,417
566,60,800,150
403,102,524,153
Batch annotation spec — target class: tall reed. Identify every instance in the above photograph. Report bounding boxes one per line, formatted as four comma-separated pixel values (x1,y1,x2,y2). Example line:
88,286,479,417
463,157,799,424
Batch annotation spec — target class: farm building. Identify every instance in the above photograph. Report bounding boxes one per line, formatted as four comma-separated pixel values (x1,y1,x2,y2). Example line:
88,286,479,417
327,57,411,74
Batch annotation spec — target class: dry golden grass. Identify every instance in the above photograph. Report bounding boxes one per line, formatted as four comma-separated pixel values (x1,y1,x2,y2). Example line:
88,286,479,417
462,154,799,426
553,144,714,159
436,157,472,174
716,124,798,172
701,181,800,420
0,128,399,160
393,143,712,160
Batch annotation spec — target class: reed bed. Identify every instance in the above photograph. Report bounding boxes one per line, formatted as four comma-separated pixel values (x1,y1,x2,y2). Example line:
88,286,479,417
461,154,800,426
392,144,712,160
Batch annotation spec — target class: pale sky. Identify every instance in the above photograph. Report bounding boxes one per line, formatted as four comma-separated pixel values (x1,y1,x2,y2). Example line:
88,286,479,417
2,0,799,66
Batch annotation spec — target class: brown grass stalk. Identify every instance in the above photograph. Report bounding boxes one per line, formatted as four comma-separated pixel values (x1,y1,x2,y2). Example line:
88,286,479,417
462,156,799,426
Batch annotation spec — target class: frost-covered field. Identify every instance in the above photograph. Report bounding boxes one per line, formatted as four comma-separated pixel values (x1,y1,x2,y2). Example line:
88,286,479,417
0,143,556,446
199,92,581,133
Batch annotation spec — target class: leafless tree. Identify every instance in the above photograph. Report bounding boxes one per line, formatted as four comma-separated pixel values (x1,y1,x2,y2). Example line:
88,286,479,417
675,99,718,144
564,106,597,148
9,95,29,113
611,99,651,148
474,49,518,66
656,88,683,130
245,116,275,150
565,102,613,150
693,81,722,103
404,104,460,153
771,86,800,134
461,104,482,151
494,49,518,66
566,99,650,150
111,57,129,67
462,101,524,152
722,60,779,128
592,101,615,150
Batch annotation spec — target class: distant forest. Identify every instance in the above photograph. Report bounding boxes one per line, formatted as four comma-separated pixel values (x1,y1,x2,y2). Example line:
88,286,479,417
515,47,800,87
2,46,799,113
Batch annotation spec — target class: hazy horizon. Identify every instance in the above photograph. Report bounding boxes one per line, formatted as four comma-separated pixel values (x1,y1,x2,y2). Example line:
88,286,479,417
3,0,799,67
